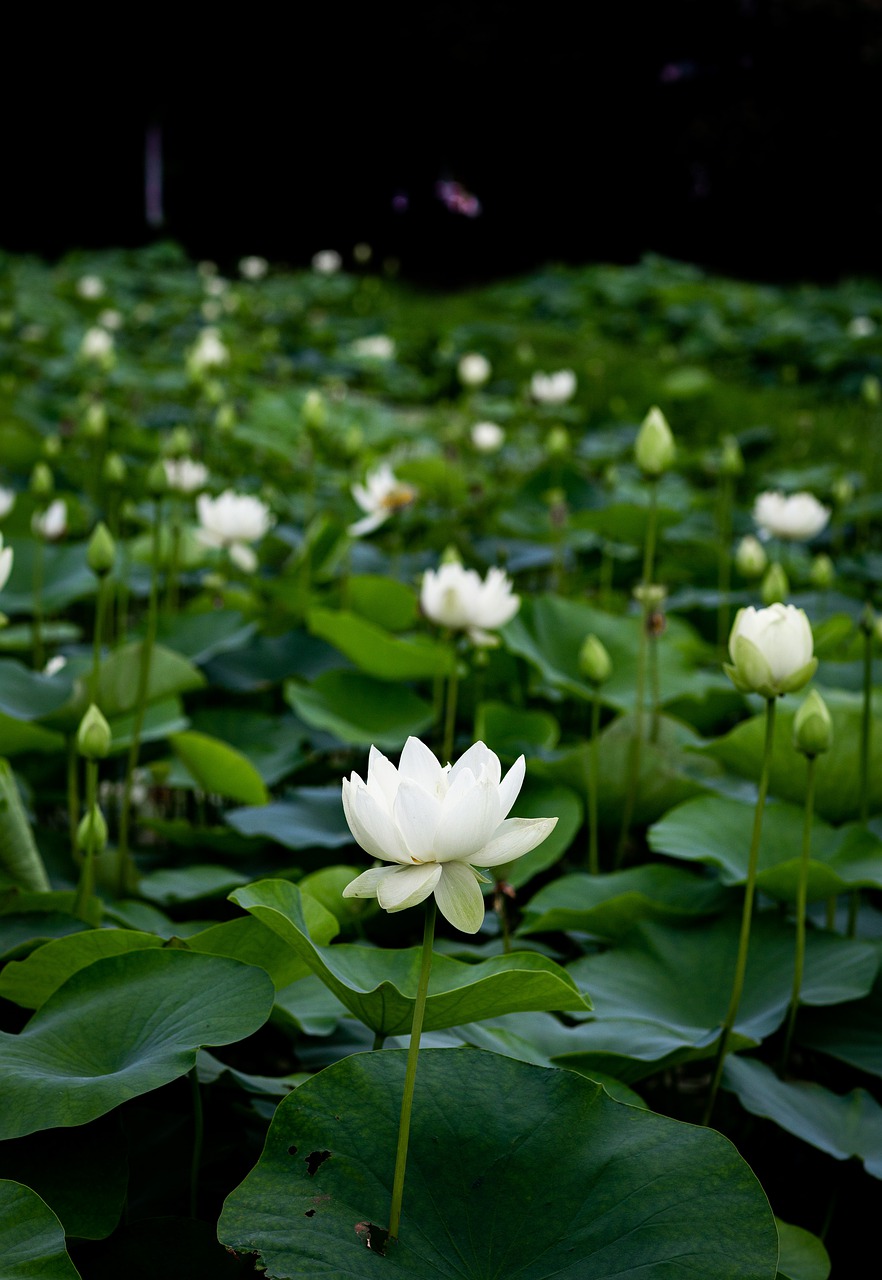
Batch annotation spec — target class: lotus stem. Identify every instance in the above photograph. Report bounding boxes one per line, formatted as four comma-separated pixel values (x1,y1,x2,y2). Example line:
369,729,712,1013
91,573,111,704
165,495,182,614
388,899,436,1243
66,736,80,860
781,755,817,1074
442,652,459,765
704,695,777,1124
588,690,601,874
717,474,734,649
72,759,98,920
615,480,658,864
849,617,874,937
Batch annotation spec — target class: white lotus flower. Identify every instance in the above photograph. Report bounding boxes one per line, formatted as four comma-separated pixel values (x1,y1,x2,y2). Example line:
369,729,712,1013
458,352,491,388
188,327,229,373
32,499,67,541
312,249,342,275
351,334,395,360
530,369,576,405
196,491,273,572
98,309,123,331
80,327,114,363
239,255,269,280
0,488,15,519
349,464,417,537
77,275,105,300
0,535,12,593
724,604,817,699
342,738,558,933
420,562,520,646
753,491,830,542
847,316,875,338
471,421,505,452
163,457,209,495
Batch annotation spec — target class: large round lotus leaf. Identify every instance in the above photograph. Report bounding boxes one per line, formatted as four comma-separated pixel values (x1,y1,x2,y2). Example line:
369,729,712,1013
218,1048,779,1279
649,795,882,901
519,863,728,939
797,963,882,1077
0,1179,81,1279
0,950,274,1139
230,880,590,1037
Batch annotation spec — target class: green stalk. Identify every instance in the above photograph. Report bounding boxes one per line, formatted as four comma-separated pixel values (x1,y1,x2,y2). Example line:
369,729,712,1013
72,759,98,920
32,535,45,670
165,496,182,614
598,542,614,607
442,649,460,765
717,474,734,649
91,574,110,703
388,899,436,1243
587,691,601,874
849,618,874,937
703,696,777,1124
781,755,817,1073
615,480,658,864
649,622,661,745
66,736,80,860
116,499,162,896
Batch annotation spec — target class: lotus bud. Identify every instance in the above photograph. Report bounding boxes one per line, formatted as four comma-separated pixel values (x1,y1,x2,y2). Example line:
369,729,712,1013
102,452,127,486
635,406,675,478
832,476,855,507
579,634,613,685
83,402,107,439
874,615,882,648
77,803,108,854
860,602,876,636
633,582,667,610
546,426,571,457
166,426,194,458
761,562,789,606
861,374,881,407
43,434,62,461
809,554,835,590
76,704,112,759
719,434,744,478
203,378,225,405
440,544,462,566
87,522,116,577
724,604,817,699
735,535,767,579
30,462,54,500
215,403,236,433
146,460,168,496
302,389,328,432
793,689,833,758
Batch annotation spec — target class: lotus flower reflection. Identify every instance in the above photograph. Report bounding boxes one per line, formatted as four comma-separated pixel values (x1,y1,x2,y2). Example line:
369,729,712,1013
342,738,558,933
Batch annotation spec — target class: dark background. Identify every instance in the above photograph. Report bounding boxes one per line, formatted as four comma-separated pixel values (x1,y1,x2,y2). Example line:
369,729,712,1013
4,1,881,285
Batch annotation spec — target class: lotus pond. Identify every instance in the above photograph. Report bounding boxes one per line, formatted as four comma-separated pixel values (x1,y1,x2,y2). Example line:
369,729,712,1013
0,244,881,1279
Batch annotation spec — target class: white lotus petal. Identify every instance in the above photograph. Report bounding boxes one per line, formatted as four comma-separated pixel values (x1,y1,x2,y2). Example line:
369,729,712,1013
352,786,411,863
433,862,486,933
475,816,559,867
434,772,501,862
399,736,446,793
342,865,399,898
377,863,442,913
348,511,388,538
393,778,441,860
449,740,499,788
366,746,399,812
497,755,525,819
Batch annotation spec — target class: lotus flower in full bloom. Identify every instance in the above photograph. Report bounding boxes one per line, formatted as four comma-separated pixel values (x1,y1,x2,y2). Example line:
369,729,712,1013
196,490,273,572
752,491,830,542
348,464,417,537
530,369,576,405
342,738,558,933
420,562,519,646
163,457,209,495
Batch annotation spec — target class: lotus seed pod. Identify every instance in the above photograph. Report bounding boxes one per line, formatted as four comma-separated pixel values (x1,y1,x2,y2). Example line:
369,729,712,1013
735,535,768,579
76,704,112,760
793,689,833,757
30,462,54,500
77,803,108,854
635,406,676,478
579,634,613,685
809,554,835,590
761,562,789,605
87,522,116,576
633,582,667,610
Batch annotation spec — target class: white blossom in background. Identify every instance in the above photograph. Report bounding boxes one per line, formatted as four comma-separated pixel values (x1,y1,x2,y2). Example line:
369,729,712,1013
457,352,491,388
341,738,558,933
32,500,67,541
203,275,229,298
80,327,114,364
753,491,831,542
353,242,372,264
312,249,342,275
420,562,520,647
351,334,396,360
239,255,269,280
530,369,577,405
163,457,209,494
0,535,12,593
98,309,123,331
847,316,876,339
76,275,105,300
187,328,229,375
201,301,223,323
196,491,273,572
0,488,15,519
471,421,505,452
349,464,417,537
44,654,67,677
